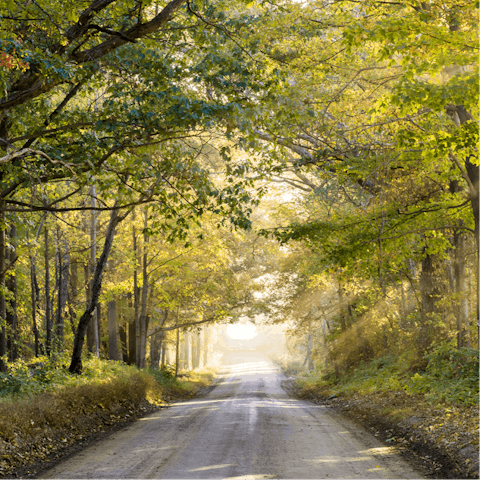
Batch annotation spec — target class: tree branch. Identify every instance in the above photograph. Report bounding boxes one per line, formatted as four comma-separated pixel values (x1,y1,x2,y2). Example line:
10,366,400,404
147,314,218,336
70,0,188,63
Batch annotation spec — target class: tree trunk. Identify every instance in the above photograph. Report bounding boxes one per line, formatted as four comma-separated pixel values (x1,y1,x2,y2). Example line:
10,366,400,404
6,225,18,361
418,252,441,358
446,105,479,331
30,258,40,357
45,227,52,356
68,260,77,337
464,161,480,334
85,263,94,352
321,319,329,369
303,331,313,371
175,327,180,377
55,231,70,350
193,330,201,369
132,219,140,366
88,184,99,357
108,300,118,360
97,302,103,353
0,206,6,373
203,325,209,367
127,292,135,364
69,207,124,374
161,344,166,366
337,278,347,331
149,309,168,369
138,209,149,369
185,329,192,371
150,333,161,369
128,319,136,365
454,227,470,348
118,324,127,362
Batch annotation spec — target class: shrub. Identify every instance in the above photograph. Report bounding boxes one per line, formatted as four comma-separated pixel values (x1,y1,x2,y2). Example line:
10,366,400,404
149,364,177,387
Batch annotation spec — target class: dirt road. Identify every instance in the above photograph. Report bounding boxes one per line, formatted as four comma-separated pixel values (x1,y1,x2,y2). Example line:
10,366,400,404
42,353,423,479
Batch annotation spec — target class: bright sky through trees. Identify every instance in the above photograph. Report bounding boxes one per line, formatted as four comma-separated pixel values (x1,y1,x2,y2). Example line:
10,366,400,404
227,323,258,340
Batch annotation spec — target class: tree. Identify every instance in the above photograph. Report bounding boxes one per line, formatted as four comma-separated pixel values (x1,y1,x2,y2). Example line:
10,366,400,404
250,0,478,360
0,0,280,370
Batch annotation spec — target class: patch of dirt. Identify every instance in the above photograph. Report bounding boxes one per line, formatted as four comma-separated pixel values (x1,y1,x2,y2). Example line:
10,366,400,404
281,378,479,479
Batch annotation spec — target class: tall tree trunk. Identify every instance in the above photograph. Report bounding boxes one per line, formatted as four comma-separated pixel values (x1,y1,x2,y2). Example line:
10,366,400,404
132,217,140,366
193,330,201,369
45,227,52,356
127,292,136,364
97,302,103,354
128,319,136,365
69,207,124,374
185,329,192,371
108,300,118,360
30,258,40,357
454,227,470,348
203,325,209,367
0,205,6,373
87,184,99,357
337,277,347,331
85,263,94,352
198,328,204,369
6,225,18,361
161,344,167,366
149,309,168,369
138,209,149,369
303,331,313,371
119,324,127,362
150,333,161,369
446,105,479,330
418,252,441,359
68,260,77,337
175,327,180,377
321,319,330,369
55,230,70,351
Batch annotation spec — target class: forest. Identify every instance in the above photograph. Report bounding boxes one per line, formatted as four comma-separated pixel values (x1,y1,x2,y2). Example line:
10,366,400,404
0,0,477,403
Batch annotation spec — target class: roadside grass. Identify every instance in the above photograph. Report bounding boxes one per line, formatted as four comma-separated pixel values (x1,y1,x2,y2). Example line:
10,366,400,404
0,355,217,477
294,342,479,406
148,364,216,400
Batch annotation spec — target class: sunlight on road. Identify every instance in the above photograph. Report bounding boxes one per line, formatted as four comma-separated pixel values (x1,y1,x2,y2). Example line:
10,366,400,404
41,355,423,479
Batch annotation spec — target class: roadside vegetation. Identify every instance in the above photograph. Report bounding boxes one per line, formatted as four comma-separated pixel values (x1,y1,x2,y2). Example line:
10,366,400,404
0,356,215,477
294,342,478,406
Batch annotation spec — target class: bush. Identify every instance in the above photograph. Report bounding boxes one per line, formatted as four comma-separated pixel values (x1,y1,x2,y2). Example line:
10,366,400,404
149,364,177,387
403,342,479,404
0,356,66,398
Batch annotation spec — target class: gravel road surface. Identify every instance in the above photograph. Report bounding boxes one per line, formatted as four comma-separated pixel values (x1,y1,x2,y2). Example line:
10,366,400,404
41,352,423,479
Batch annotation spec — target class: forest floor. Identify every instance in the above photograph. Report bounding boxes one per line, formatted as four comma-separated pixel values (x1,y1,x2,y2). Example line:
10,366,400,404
281,378,479,479
1,373,218,479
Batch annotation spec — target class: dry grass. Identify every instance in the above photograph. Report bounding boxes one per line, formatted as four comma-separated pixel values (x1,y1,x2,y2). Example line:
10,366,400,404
0,365,216,478
0,370,159,476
